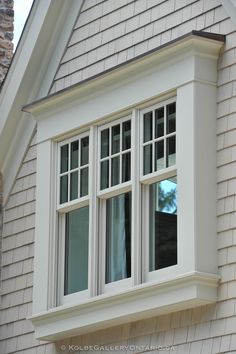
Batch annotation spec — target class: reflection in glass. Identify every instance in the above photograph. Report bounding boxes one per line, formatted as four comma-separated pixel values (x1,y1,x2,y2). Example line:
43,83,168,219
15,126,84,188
111,156,120,186
167,136,176,167
122,152,131,182
101,129,109,158
167,102,176,134
143,112,152,142
112,125,120,154
106,192,131,283
60,175,68,204
80,167,88,197
61,145,68,173
143,144,152,175
122,120,131,150
81,137,89,166
71,141,78,170
155,140,164,171
64,206,89,295
149,178,177,271
101,160,109,189
70,171,78,201
155,107,164,138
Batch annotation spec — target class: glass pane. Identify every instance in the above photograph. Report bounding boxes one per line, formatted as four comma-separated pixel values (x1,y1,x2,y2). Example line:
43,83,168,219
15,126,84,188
155,140,164,171
60,145,68,173
70,171,78,201
112,125,120,155
101,129,109,158
167,102,176,134
167,136,176,167
143,112,153,142
106,192,131,284
111,156,120,186
101,160,109,189
81,137,89,166
143,144,152,175
122,120,131,150
60,175,68,204
80,168,89,197
155,107,164,138
122,152,131,182
149,179,177,271
71,141,79,170
64,206,89,295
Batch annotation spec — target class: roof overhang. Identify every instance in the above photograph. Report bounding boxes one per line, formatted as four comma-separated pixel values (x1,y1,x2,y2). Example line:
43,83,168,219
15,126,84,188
22,31,225,119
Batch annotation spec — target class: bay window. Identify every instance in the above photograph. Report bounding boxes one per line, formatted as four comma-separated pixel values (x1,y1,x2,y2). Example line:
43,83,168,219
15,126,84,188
26,32,223,340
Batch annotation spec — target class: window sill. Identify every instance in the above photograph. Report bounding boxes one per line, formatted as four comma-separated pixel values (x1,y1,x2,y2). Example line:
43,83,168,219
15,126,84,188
29,271,219,341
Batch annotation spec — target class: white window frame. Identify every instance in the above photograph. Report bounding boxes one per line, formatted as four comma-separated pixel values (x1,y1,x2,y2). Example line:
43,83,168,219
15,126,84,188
57,132,90,305
98,116,133,294
139,98,178,283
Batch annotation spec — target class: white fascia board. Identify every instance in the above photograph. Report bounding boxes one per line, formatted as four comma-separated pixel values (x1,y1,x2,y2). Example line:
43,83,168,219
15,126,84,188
0,0,82,204
29,272,219,341
222,0,236,25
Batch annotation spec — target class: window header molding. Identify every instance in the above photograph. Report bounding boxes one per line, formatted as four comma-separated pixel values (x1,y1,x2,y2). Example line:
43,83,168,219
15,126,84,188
22,31,224,118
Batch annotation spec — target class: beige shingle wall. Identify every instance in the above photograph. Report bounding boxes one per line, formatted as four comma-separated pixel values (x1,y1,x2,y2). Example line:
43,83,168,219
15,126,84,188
50,0,227,94
1,1,236,353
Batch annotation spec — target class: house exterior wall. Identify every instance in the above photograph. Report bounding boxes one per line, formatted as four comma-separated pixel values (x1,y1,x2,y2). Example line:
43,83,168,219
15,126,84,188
1,0,236,353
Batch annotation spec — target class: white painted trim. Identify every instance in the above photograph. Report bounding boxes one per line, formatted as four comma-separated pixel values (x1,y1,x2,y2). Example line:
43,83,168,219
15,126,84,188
30,272,219,341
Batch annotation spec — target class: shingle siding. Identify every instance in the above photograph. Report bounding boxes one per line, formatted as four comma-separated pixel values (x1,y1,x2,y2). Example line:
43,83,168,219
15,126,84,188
50,0,226,94
1,0,236,353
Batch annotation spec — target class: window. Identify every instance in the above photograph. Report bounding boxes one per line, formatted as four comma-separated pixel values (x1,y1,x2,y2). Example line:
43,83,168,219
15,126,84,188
29,32,223,340
58,134,90,303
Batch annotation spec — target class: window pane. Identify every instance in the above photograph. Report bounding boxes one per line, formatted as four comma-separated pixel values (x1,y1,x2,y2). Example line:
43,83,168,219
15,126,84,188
60,175,68,204
143,144,152,175
155,107,164,138
111,156,120,186
101,160,109,189
81,137,89,166
149,179,177,271
143,112,153,142
122,152,131,182
101,129,109,158
71,141,78,170
106,192,131,284
60,145,68,173
70,171,78,201
155,140,164,171
167,136,176,167
112,125,120,154
167,102,176,134
80,167,88,197
122,120,131,150
64,206,89,295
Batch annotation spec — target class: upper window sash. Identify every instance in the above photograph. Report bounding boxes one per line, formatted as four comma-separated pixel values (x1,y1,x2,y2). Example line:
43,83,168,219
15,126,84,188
140,98,176,181
57,132,90,210
98,116,132,196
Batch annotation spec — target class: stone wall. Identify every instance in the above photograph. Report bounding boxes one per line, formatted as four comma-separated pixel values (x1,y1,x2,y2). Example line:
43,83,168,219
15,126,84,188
0,0,14,87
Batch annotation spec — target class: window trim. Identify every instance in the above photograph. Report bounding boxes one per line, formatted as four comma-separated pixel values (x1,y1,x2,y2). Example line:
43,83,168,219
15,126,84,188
28,33,223,340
